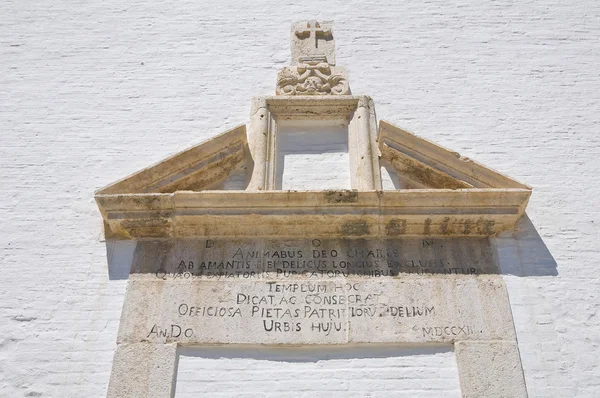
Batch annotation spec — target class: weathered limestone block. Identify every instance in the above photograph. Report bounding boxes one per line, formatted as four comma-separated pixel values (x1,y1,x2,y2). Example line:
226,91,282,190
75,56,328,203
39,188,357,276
107,343,177,398
291,20,335,65
276,20,351,96
127,237,500,277
117,277,515,346
115,238,515,347
455,341,528,398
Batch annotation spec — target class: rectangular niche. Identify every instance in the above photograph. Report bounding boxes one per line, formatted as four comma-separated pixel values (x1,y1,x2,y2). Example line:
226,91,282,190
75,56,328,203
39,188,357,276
175,345,460,397
275,119,350,190
251,96,381,191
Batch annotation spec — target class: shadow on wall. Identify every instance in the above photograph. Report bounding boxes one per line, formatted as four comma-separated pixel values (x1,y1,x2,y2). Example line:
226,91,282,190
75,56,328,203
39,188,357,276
104,213,557,280
493,214,558,277
177,343,453,362
106,240,137,280
174,344,460,397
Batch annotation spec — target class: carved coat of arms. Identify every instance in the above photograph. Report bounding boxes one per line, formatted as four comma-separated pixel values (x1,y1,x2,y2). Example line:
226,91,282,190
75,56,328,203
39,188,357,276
276,63,349,95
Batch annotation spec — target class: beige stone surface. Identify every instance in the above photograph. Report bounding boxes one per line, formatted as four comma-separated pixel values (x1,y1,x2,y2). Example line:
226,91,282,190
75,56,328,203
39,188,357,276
118,276,515,346
128,237,500,277
97,124,248,195
115,238,514,346
95,99,530,240
279,21,348,96
291,21,335,65
378,120,530,189
96,189,530,239
455,341,528,397
276,64,349,96
107,343,177,398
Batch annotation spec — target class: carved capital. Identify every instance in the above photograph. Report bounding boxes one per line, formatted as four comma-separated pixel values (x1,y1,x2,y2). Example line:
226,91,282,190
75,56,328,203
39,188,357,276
276,64,350,96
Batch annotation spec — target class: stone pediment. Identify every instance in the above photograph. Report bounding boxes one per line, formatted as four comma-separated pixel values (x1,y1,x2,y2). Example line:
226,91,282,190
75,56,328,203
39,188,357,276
95,101,530,240
96,124,248,195
98,126,533,393
378,120,530,190
102,22,532,398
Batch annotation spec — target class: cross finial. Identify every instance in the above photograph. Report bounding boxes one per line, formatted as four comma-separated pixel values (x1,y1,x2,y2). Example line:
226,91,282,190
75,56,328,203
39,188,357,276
278,21,349,96
290,20,335,65
295,21,332,50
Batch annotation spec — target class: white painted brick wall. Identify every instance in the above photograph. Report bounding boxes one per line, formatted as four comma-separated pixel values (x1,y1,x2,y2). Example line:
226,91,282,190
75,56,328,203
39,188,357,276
277,120,350,190
1,0,599,396
175,346,460,397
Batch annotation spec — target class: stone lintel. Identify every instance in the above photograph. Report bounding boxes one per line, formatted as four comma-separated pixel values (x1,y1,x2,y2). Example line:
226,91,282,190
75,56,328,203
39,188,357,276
118,276,516,346
115,237,516,346
96,189,531,239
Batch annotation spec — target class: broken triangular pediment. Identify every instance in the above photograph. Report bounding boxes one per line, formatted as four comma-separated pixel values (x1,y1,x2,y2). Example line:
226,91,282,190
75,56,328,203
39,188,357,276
103,23,531,398
378,120,530,190
95,114,531,240
95,21,531,240
96,124,249,195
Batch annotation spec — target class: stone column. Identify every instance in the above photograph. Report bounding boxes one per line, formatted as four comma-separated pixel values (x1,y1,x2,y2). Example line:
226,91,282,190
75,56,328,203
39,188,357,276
349,96,380,190
247,97,270,190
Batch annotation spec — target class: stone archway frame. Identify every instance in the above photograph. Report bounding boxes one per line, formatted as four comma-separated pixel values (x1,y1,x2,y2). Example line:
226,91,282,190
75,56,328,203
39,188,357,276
104,236,528,398
97,95,531,397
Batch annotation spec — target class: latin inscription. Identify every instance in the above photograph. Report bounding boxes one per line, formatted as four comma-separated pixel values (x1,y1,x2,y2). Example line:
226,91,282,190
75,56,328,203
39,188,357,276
170,281,436,336
127,238,502,344
145,238,495,280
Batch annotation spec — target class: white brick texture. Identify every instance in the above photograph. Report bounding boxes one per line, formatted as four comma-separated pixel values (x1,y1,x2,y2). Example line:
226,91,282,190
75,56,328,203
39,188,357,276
175,346,460,397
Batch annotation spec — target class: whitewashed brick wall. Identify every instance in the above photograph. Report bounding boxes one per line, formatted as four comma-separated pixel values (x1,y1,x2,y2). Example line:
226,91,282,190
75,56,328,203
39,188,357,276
1,0,599,396
175,346,460,397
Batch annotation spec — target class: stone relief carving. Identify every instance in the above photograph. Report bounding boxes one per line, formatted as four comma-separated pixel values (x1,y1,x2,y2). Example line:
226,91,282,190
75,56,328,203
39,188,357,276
276,63,349,96
277,20,349,95
291,20,335,65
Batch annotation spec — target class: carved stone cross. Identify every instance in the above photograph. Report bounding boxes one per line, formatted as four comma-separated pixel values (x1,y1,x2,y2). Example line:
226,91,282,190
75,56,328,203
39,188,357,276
295,21,332,50
291,20,336,66
279,21,347,95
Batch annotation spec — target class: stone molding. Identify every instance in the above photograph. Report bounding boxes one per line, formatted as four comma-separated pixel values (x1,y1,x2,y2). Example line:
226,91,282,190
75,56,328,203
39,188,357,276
247,96,378,191
95,98,530,240
95,189,530,239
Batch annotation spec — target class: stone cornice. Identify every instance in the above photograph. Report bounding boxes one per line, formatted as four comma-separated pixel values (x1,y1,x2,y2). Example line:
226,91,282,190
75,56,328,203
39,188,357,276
96,188,530,239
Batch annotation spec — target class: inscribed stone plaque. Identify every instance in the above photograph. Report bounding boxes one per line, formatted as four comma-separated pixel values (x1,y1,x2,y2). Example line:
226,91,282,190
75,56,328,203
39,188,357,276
119,238,512,346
